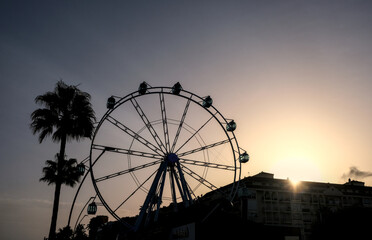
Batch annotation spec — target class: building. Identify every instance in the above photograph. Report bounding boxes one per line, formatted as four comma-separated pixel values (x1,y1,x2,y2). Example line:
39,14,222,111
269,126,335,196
96,172,372,240
236,172,372,239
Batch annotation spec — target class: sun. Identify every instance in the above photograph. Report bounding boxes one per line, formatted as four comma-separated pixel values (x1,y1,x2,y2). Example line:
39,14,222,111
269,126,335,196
289,178,301,189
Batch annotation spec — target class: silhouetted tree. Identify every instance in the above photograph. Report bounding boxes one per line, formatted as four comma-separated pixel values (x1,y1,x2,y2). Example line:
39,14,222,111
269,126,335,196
56,226,73,240
30,80,96,240
73,224,88,240
40,154,81,188
54,224,88,240
88,216,108,240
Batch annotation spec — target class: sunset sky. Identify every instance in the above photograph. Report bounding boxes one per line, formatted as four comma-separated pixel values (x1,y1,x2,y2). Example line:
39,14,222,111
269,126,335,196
2,1,372,239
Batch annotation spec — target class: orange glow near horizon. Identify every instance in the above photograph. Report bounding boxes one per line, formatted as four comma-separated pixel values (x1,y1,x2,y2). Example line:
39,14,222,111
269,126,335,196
238,95,367,185
289,179,301,190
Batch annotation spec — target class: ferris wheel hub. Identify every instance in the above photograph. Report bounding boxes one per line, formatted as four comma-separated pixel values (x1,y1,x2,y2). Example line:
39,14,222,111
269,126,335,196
165,153,179,164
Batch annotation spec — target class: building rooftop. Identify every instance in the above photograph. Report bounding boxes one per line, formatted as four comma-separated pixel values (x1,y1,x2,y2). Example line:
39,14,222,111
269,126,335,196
238,171,372,197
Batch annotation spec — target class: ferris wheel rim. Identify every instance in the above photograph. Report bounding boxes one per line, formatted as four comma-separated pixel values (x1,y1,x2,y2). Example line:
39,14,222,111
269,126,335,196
89,85,242,227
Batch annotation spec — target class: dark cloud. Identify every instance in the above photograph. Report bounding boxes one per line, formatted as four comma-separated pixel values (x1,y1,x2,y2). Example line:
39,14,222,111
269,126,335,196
342,166,372,180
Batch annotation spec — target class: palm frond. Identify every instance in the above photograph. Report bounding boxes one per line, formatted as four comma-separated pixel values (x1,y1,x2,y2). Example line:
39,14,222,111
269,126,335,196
30,108,59,143
40,160,58,185
35,91,60,110
31,80,96,143
40,156,82,187
60,158,81,187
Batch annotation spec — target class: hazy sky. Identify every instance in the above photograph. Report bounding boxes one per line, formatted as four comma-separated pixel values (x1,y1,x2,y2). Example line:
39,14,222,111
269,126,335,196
2,1,372,239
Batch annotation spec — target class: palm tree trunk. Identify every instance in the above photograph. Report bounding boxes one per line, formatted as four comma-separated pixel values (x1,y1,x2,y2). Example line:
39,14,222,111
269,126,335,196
48,134,67,240
48,181,62,240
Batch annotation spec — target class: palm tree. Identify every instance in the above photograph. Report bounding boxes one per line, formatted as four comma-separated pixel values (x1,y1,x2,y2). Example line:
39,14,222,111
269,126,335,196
40,154,82,187
30,80,96,240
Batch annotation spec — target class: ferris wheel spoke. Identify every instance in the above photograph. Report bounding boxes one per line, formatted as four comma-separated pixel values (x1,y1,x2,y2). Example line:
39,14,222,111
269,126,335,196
106,115,163,155
92,144,163,160
179,158,235,171
177,139,232,158
159,93,171,152
130,98,167,154
95,159,162,182
175,113,216,154
180,164,218,192
171,98,191,152
113,168,159,213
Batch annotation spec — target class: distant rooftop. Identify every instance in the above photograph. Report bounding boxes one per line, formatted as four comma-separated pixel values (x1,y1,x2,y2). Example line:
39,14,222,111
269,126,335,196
252,171,274,179
249,171,366,187
344,178,365,187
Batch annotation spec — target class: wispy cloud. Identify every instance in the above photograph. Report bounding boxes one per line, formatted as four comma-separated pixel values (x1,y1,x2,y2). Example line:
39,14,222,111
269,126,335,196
0,196,72,208
342,166,372,180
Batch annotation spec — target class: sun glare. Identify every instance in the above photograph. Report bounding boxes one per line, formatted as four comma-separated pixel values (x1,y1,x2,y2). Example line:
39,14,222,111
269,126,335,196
270,156,324,183
289,179,300,188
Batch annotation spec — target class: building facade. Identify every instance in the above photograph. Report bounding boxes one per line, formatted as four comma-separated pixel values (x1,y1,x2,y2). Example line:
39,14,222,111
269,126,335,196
236,172,372,240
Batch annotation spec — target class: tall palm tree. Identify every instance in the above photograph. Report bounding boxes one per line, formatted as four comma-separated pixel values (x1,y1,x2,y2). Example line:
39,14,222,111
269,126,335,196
30,80,96,240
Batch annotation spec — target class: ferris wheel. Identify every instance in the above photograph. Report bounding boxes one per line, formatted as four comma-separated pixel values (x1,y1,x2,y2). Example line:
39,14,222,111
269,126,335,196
89,82,249,231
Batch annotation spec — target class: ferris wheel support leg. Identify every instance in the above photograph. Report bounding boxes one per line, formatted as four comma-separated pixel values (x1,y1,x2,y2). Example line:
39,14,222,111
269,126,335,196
154,165,167,222
175,162,193,207
173,167,187,206
169,166,178,212
134,161,167,232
